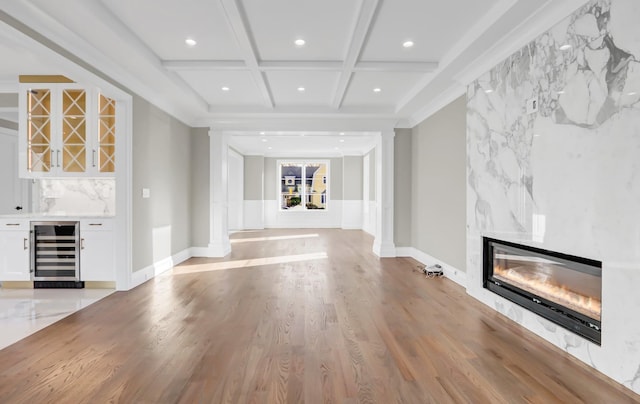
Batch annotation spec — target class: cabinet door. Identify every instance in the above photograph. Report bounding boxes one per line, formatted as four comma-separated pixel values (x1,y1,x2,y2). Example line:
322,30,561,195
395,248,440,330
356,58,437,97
60,88,88,174
24,88,54,175
0,222,30,281
96,94,116,174
80,226,114,281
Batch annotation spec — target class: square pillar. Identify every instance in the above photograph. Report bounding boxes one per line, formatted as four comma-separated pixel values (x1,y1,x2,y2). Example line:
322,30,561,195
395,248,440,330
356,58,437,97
373,130,396,257
208,128,231,257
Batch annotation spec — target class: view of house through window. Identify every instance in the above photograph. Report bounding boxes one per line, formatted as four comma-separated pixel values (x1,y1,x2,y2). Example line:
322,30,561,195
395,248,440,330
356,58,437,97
280,161,328,210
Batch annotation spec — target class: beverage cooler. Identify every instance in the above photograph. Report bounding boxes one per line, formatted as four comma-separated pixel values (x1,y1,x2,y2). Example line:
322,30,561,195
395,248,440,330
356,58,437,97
31,221,84,288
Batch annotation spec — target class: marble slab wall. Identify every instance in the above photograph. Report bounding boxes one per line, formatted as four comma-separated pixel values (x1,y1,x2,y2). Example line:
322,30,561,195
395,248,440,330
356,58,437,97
467,0,640,394
35,178,115,216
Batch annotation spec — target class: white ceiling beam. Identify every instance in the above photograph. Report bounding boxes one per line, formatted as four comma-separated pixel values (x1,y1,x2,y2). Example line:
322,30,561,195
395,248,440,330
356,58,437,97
219,0,274,108
354,61,438,72
331,0,380,109
259,61,343,71
162,60,247,71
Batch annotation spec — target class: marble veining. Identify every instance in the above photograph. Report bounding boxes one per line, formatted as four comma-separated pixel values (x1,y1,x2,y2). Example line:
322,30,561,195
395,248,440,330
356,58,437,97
0,288,113,351
467,0,640,395
37,178,116,216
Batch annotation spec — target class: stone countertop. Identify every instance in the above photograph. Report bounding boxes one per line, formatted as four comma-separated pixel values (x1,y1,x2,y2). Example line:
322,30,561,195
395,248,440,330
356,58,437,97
0,213,115,219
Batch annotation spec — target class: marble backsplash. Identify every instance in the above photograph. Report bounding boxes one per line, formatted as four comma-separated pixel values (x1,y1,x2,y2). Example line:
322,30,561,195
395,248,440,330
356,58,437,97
35,178,115,216
467,0,640,394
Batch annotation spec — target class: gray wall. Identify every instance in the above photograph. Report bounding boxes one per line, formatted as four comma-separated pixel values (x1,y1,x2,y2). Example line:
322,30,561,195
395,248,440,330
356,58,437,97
132,95,192,271
0,94,17,130
244,156,264,200
263,157,344,200
394,129,412,247
411,95,467,271
0,119,18,130
190,128,209,248
343,156,363,200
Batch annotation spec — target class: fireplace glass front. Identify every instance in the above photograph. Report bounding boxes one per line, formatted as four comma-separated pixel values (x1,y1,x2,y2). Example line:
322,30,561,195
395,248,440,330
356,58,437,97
483,237,602,344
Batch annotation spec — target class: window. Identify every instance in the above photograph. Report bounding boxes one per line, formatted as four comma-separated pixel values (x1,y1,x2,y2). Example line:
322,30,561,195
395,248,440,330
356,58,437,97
280,160,329,210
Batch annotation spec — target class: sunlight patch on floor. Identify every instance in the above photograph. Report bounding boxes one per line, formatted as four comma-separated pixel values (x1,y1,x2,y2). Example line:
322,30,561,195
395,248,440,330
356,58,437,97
230,233,320,244
174,251,328,274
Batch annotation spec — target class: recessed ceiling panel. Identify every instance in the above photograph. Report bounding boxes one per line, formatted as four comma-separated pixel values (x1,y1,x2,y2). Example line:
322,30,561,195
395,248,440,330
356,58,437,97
100,0,241,60
241,0,360,61
342,71,427,107
361,0,499,62
266,71,340,106
176,70,263,106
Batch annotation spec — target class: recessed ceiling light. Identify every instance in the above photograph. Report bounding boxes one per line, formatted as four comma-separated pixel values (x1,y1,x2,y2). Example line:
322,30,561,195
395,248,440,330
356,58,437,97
221,86,230,91
261,138,267,142
339,132,344,135
402,40,414,48
294,39,306,47
484,89,493,94
185,38,197,47
268,146,272,150
339,139,345,143
260,132,265,135
334,147,339,150
373,88,381,93
628,91,637,96
297,87,305,92
557,90,565,94
559,44,572,51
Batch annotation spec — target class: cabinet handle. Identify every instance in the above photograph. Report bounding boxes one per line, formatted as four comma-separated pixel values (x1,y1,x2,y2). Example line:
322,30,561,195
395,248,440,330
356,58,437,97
92,150,96,167
81,238,85,249
57,150,61,167
5,223,20,226
23,238,28,250
88,223,103,226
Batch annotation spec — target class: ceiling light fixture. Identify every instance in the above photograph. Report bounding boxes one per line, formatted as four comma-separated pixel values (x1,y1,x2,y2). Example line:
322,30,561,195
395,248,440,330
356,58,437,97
557,90,565,94
628,91,637,96
268,146,272,150
402,40,414,48
185,38,197,47
373,88,381,93
484,89,493,94
294,39,306,47
261,138,267,142
339,132,344,135
339,139,345,143
260,132,265,135
221,86,230,91
559,44,572,51
297,87,305,92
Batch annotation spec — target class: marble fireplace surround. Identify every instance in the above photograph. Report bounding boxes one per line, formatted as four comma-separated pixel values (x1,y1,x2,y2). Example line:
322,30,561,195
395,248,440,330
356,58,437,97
466,0,640,394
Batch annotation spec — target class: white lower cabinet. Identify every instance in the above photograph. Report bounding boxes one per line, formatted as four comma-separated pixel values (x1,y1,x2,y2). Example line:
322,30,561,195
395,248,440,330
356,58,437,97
0,220,31,281
80,219,115,282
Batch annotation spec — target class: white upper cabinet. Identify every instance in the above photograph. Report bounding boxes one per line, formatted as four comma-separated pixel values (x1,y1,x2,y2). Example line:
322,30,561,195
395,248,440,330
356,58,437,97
19,82,116,178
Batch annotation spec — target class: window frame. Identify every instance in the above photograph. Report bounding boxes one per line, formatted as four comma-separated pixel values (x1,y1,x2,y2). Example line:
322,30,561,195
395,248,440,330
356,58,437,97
278,159,330,212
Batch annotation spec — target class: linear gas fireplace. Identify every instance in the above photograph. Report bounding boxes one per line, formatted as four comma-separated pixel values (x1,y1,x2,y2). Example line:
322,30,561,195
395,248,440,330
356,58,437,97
483,237,602,345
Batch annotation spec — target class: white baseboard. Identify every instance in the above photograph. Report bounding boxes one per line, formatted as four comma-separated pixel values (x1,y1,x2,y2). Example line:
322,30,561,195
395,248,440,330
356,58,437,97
396,247,467,287
130,247,192,289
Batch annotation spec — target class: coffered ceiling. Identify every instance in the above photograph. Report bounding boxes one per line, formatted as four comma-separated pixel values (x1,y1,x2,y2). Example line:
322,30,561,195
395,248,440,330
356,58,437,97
0,0,588,136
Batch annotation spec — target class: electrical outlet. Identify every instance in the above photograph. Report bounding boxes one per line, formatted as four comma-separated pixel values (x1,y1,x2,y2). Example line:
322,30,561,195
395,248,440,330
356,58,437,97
526,97,538,114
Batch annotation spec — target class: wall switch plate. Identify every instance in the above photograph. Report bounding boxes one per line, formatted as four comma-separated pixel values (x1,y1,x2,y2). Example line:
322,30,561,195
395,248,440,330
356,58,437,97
142,188,150,198
526,97,538,114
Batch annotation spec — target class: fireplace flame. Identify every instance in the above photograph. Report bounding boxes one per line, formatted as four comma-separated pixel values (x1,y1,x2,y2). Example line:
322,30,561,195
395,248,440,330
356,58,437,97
494,265,601,321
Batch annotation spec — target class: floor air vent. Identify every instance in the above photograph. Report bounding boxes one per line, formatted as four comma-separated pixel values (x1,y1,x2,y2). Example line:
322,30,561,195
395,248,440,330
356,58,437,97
34,281,85,289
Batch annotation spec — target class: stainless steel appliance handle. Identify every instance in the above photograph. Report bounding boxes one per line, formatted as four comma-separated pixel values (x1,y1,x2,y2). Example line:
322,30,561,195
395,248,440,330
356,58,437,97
81,238,85,249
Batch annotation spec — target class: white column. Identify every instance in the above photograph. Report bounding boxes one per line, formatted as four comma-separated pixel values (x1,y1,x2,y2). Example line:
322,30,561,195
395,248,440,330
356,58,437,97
372,130,396,257
208,128,231,257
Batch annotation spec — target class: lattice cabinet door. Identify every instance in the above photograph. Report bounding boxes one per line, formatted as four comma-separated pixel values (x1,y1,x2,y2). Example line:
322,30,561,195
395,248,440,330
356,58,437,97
61,88,88,173
25,88,53,174
97,94,116,173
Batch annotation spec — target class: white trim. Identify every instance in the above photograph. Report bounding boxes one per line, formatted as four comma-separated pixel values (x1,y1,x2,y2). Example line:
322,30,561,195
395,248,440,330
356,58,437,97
396,247,467,288
129,247,191,289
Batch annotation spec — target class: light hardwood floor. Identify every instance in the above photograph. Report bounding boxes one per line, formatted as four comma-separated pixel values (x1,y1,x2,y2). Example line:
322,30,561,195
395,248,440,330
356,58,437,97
0,229,637,403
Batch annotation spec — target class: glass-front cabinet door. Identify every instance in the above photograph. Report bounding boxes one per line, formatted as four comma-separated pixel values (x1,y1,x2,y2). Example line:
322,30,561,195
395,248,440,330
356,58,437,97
97,94,116,173
61,89,87,173
26,88,53,174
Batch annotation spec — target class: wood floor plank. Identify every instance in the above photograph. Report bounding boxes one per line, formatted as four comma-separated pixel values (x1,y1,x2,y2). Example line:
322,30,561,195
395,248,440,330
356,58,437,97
0,229,638,403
